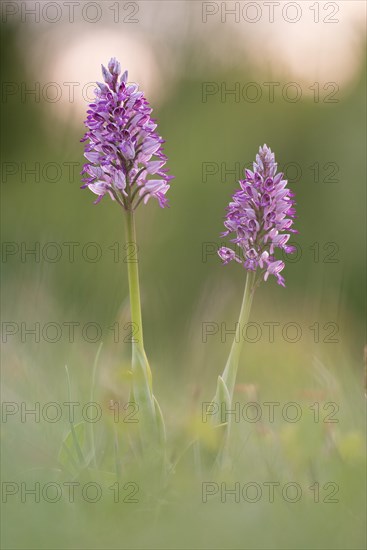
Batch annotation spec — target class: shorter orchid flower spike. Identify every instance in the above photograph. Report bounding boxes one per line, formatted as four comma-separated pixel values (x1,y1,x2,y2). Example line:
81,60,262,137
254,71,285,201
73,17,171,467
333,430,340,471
218,145,297,287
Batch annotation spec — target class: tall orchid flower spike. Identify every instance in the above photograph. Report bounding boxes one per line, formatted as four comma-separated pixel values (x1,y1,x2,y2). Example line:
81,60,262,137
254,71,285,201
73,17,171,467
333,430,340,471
212,145,297,458
81,57,172,208
81,58,173,454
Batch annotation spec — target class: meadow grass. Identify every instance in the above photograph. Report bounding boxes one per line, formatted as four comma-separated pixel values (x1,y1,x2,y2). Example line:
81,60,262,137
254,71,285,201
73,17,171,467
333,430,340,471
2,286,365,550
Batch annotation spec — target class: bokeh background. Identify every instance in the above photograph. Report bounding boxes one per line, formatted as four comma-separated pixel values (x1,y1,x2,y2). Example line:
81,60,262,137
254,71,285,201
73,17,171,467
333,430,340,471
1,1,366,549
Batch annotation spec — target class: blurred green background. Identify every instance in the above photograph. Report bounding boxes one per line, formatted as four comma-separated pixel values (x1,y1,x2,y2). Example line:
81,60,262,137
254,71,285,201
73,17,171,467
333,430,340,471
1,1,366,548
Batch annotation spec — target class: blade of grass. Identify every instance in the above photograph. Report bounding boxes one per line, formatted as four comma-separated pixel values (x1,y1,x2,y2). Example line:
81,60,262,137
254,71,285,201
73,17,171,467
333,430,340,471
65,365,85,467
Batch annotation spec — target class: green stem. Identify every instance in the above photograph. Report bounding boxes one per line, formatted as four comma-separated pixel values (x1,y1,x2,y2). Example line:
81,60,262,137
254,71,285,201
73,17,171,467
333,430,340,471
209,270,257,468
221,269,257,400
123,207,166,460
123,207,154,423
124,208,145,354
